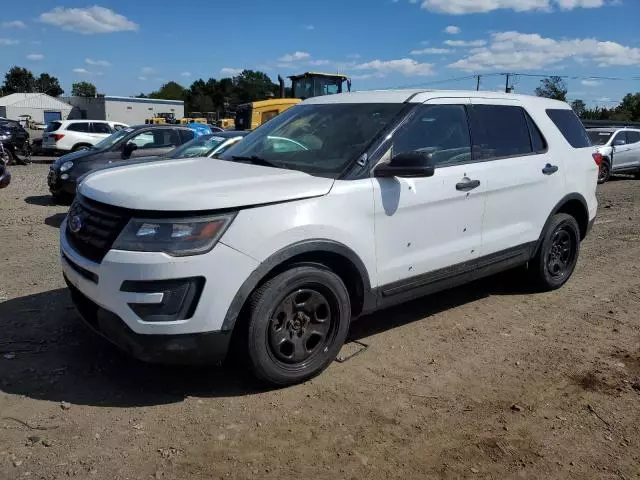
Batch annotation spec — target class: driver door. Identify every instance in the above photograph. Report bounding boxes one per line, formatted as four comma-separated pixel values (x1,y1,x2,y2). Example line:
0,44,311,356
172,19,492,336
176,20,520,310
372,98,486,296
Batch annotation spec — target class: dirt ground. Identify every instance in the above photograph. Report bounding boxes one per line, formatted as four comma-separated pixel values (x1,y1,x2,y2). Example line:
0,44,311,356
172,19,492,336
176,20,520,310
1,161,639,480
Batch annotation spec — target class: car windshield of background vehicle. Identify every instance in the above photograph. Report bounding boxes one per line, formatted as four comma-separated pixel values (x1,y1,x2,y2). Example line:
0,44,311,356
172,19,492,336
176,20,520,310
170,135,225,158
587,130,614,146
92,128,131,150
217,103,405,177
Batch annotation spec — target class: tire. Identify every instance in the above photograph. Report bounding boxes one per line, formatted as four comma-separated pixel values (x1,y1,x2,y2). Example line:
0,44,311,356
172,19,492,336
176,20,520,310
245,265,351,386
11,146,31,165
598,160,611,184
72,144,91,152
528,213,581,291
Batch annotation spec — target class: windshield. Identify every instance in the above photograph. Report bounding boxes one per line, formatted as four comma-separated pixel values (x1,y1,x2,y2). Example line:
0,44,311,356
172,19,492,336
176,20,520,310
218,103,405,177
92,128,133,151
169,134,228,158
587,130,614,146
292,77,343,100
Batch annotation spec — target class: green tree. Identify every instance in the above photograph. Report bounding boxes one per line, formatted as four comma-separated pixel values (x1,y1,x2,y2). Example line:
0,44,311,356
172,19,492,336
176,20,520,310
535,76,567,102
71,81,97,97
617,93,640,121
232,70,279,104
149,81,186,101
2,66,36,94
35,73,63,96
570,99,586,117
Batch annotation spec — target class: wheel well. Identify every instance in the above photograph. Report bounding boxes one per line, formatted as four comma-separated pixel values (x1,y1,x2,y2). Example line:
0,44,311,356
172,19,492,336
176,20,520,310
72,143,92,149
262,251,366,317
556,198,589,239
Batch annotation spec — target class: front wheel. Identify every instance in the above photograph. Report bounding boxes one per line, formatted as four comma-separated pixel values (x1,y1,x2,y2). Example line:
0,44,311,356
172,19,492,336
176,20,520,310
598,160,611,184
528,213,580,291
11,145,31,165
245,266,351,386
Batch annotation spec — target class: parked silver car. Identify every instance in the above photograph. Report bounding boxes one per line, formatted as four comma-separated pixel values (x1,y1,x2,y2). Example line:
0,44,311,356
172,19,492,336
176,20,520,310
587,127,640,183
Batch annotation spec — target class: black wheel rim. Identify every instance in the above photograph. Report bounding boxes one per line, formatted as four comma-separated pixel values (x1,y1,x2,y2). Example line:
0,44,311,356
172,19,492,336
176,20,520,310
546,227,576,279
267,286,337,367
598,163,609,182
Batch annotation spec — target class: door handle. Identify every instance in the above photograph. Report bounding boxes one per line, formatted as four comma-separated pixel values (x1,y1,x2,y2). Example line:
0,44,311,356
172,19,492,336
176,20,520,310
456,178,481,191
542,164,559,175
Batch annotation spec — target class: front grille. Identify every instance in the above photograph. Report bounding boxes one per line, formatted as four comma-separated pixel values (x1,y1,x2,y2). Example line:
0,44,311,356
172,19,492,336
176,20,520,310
65,197,130,263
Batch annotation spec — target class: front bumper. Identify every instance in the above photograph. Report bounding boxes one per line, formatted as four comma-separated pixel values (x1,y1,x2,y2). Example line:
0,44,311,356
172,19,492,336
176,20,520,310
0,170,10,189
60,218,260,362
48,168,77,195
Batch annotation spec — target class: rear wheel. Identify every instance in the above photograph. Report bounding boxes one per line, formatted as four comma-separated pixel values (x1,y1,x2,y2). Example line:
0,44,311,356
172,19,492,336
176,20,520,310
598,160,611,184
11,144,31,165
528,213,580,291
72,144,91,152
245,265,351,386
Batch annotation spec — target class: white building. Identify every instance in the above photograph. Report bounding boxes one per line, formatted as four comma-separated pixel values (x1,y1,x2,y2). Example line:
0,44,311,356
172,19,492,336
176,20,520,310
64,96,185,125
0,93,73,124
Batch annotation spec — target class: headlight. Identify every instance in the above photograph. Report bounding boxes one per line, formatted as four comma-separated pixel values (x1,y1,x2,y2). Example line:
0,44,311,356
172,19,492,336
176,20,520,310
60,161,74,172
0,134,9,141
112,213,236,256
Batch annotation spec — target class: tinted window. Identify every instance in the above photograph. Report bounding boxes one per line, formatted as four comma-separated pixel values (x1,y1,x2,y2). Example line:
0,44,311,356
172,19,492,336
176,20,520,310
92,122,111,134
612,132,627,145
392,105,471,166
524,111,547,153
546,109,590,148
46,121,62,132
129,129,179,149
67,122,90,133
587,130,614,146
473,105,532,159
179,129,195,144
626,131,640,144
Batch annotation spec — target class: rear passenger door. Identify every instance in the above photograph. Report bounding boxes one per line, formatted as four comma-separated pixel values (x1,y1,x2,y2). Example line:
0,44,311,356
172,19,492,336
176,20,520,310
613,131,640,170
469,99,566,258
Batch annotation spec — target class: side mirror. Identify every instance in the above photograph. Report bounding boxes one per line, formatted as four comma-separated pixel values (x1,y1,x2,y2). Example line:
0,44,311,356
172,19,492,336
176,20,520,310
613,138,626,147
374,151,435,178
123,142,138,157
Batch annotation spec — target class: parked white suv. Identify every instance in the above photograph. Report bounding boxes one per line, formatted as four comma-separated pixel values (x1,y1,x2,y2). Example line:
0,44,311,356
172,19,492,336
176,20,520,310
59,90,598,385
43,120,128,153
587,127,640,183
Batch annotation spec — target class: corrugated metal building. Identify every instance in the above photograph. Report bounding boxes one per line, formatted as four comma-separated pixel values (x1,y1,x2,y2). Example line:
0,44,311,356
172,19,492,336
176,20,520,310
0,93,73,124
64,96,185,125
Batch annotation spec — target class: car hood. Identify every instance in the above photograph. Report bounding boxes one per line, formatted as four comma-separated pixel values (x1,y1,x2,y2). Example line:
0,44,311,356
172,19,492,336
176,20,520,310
78,158,335,211
52,149,102,168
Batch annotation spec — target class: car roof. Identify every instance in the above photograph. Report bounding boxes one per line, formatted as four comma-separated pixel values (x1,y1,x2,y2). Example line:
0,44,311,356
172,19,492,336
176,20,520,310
302,89,571,108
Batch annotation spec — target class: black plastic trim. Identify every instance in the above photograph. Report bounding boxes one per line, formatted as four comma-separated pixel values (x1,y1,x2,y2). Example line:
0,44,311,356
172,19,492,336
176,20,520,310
378,242,536,305
62,253,99,284
534,193,590,254
221,239,373,331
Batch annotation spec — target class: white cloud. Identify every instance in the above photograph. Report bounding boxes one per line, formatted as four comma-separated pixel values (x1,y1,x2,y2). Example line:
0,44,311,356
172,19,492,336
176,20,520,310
581,79,602,86
350,74,377,80
73,68,89,74
305,24,315,30
449,31,640,71
0,38,19,46
420,0,608,14
445,25,461,34
39,6,138,34
411,47,452,55
220,67,243,76
355,58,435,77
141,67,155,75
26,53,44,61
86,58,111,67
2,21,26,28
444,39,487,47
180,71,192,77
278,51,311,62
346,53,361,59
309,59,331,66
138,76,147,81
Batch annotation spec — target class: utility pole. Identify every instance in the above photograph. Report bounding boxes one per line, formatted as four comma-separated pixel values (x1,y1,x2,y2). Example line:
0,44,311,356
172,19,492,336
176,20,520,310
476,75,481,91
505,73,511,93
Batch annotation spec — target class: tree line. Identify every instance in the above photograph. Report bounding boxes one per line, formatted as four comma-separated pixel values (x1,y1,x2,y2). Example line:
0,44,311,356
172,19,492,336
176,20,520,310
535,76,640,122
1,66,98,98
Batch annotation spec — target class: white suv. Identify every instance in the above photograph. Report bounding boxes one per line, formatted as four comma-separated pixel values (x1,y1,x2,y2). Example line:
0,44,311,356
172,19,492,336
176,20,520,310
59,90,598,386
43,120,128,153
587,127,640,183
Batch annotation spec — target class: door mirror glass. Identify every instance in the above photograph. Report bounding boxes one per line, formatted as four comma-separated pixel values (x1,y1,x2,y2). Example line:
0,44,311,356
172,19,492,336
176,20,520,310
613,138,626,146
374,151,436,178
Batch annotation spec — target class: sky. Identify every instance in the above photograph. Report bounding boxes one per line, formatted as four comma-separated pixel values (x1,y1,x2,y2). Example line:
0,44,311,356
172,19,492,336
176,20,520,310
1,0,639,107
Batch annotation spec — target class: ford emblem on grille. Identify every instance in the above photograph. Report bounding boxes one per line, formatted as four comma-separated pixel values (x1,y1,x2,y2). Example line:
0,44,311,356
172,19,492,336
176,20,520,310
69,215,83,234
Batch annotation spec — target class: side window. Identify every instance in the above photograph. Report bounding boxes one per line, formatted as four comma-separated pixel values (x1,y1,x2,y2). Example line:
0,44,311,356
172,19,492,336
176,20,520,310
128,131,155,148
625,131,640,144
546,109,590,148
91,122,111,134
524,111,547,153
67,122,90,133
179,129,195,144
472,105,532,159
612,132,627,146
392,104,472,166
113,124,127,131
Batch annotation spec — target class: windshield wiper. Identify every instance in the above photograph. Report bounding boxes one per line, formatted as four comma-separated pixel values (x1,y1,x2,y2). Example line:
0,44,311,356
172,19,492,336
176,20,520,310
231,155,277,168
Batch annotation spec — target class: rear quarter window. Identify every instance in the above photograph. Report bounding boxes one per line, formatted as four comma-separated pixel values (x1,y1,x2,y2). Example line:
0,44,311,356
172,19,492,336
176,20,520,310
45,121,62,132
546,109,590,148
